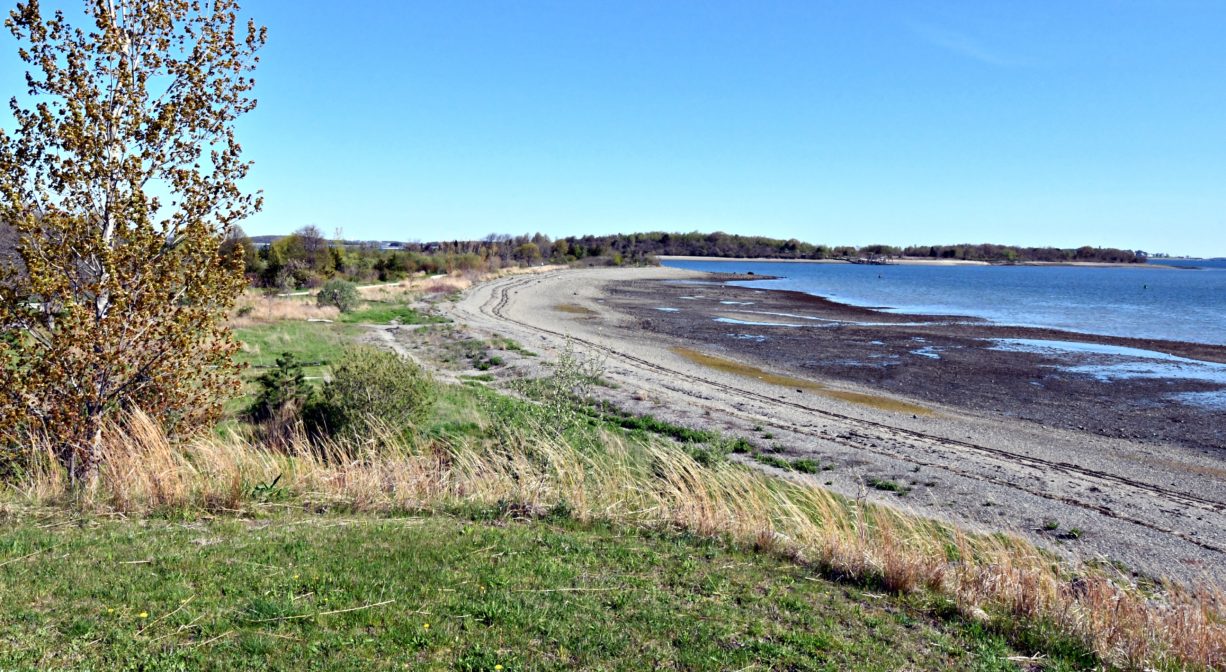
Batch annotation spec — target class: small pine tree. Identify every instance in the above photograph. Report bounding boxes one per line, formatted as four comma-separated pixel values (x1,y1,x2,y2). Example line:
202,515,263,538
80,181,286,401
250,353,312,423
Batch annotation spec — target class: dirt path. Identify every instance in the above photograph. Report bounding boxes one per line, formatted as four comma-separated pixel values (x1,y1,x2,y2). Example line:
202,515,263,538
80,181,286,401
442,267,1226,585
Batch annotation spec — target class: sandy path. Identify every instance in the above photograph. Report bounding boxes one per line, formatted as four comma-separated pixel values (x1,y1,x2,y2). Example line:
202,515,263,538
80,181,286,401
443,267,1225,584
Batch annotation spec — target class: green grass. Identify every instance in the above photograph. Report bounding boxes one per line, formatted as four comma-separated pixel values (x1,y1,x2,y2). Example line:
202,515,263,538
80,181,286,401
338,303,448,326
753,453,825,475
231,321,363,413
588,409,718,444
867,477,912,496
0,513,1095,671
490,337,537,357
233,322,360,373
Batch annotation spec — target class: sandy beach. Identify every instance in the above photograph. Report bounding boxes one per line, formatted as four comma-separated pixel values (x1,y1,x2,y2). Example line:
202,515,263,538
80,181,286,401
441,266,1226,584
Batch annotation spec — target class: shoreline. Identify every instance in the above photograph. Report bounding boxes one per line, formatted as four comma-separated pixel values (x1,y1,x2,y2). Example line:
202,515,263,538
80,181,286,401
657,255,1178,269
446,266,1226,583
694,272,1226,363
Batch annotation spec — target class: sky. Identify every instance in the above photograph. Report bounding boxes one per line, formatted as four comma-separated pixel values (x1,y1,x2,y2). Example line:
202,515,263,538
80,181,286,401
2,1,1225,255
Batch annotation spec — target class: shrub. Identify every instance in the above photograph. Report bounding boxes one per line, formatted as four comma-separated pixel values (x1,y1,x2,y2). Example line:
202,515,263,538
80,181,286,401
249,352,313,423
317,279,361,313
307,346,435,439
249,352,315,447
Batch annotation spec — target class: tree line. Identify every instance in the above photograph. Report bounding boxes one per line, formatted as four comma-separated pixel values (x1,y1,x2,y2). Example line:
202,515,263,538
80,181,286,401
210,228,1151,292
548,232,1146,264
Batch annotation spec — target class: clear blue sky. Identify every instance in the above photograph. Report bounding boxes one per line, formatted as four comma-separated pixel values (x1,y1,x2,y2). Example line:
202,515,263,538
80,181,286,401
5,2,1225,255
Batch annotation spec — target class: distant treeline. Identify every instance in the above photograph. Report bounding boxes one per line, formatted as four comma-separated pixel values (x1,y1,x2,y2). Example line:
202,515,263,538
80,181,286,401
554,232,1147,264
0,223,1148,294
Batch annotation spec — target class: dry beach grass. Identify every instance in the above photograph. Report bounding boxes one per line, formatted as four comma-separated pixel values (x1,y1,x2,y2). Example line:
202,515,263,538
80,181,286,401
10,408,1224,670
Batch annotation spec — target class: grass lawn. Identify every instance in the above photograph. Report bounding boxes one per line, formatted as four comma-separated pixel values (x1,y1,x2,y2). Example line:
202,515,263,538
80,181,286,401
0,513,1094,671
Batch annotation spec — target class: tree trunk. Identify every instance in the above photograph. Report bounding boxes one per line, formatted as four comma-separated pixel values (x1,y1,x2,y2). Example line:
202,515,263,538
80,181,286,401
60,417,103,486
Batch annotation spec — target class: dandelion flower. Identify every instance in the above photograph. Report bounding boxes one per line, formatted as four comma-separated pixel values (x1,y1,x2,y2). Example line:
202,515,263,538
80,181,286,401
138,612,149,619
422,623,430,630
106,608,114,614
495,666,503,671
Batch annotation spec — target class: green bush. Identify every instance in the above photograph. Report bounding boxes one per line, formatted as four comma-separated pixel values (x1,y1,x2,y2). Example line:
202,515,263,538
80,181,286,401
316,279,361,313
249,352,313,422
307,346,435,439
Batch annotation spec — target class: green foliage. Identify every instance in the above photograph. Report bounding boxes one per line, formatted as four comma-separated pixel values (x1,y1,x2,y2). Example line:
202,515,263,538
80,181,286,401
337,304,448,325
868,477,912,496
753,454,822,474
0,0,266,481
316,279,361,313
307,347,435,439
596,411,717,444
249,353,312,423
791,458,821,474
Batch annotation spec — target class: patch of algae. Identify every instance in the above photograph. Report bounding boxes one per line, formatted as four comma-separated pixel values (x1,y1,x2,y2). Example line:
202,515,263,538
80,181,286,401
554,303,597,316
673,347,933,416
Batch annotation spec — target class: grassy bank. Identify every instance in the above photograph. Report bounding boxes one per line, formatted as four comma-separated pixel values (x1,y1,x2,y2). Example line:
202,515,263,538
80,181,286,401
3,286,1223,671
0,513,1089,671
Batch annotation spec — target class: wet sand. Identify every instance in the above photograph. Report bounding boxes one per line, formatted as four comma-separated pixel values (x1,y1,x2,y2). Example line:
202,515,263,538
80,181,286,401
606,274,1226,453
444,267,1226,584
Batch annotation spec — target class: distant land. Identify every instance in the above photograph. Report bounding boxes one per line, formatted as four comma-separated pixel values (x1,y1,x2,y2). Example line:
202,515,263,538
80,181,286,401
245,230,1154,265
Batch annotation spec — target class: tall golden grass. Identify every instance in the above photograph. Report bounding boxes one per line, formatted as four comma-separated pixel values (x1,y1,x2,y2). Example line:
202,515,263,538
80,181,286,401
12,410,1225,671
229,293,340,326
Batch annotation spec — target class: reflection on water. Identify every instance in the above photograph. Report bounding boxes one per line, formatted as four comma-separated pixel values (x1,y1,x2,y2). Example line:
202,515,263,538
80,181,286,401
988,339,1226,382
1170,390,1226,410
664,259,1226,345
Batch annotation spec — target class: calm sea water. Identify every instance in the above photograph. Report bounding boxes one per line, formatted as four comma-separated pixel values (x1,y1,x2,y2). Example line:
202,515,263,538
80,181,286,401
662,258,1226,346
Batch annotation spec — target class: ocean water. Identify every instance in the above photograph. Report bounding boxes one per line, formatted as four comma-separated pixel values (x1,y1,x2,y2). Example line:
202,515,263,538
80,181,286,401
662,258,1226,346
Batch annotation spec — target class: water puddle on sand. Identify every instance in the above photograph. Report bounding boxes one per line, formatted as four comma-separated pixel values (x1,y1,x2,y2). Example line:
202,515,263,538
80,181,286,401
714,317,807,327
988,339,1226,384
910,346,943,360
554,303,597,316
655,307,680,312
989,338,1226,409
672,347,933,416
1169,390,1226,410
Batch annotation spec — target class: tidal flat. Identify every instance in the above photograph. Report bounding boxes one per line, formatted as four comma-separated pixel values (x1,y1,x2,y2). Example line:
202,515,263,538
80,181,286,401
607,274,1226,453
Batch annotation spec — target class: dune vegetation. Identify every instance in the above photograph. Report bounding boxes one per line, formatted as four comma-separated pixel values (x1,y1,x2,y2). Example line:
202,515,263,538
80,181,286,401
1,279,1222,671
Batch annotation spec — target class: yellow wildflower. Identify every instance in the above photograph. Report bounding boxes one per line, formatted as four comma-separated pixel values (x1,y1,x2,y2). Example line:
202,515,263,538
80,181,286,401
138,612,149,619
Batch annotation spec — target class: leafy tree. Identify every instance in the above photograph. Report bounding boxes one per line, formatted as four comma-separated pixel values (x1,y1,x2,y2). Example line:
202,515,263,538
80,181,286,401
0,0,266,481
307,346,435,441
316,279,360,313
220,225,262,277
